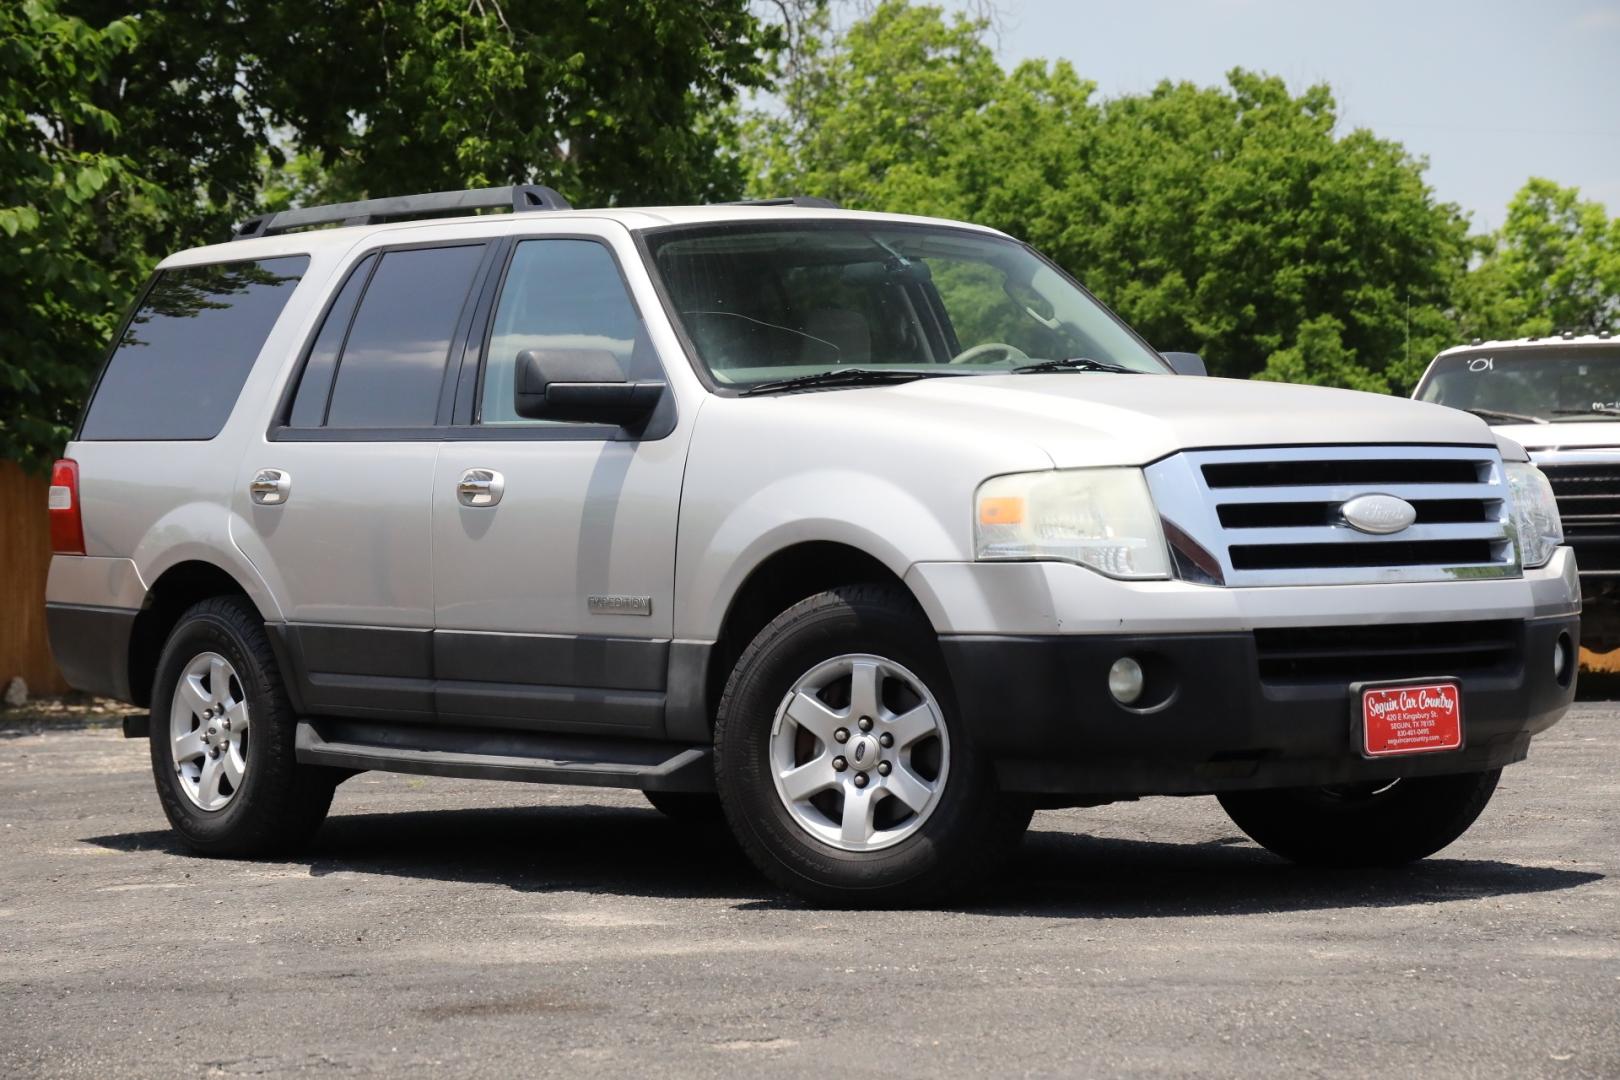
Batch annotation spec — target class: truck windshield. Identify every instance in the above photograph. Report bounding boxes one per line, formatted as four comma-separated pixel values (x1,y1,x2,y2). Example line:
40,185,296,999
641,221,1169,389
1416,345,1620,422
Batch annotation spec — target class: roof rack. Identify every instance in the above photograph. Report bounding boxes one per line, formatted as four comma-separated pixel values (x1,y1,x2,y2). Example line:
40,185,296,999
727,195,842,209
232,184,572,240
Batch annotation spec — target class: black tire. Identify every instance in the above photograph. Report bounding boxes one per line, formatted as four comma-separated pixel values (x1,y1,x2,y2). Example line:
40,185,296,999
149,596,338,856
714,585,1032,907
643,790,725,824
1217,768,1502,867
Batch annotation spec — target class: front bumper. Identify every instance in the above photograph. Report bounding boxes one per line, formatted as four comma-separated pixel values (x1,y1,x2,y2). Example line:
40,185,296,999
941,613,1579,798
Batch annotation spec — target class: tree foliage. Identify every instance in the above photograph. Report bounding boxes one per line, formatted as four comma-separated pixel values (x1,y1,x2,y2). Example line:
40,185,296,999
291,0,784,207
1455,177,1620,341
1,1,159,472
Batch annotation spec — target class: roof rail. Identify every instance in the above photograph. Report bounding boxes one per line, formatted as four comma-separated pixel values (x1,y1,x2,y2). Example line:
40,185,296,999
727,195,843,210
232,184,572,240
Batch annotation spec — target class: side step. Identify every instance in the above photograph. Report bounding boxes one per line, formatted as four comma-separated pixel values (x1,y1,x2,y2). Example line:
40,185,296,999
295,719,713,792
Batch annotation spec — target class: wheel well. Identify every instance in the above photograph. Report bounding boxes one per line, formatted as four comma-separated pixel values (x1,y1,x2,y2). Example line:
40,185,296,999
705,542,919,725
127,562,254,708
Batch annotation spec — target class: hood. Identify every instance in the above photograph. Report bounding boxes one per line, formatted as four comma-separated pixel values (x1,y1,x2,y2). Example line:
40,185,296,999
1489,420,1620,453
759,373,1499,468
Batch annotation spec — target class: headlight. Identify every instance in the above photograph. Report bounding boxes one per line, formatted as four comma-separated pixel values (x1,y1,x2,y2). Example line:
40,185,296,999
975,468,1170,579
1505,461,1563,569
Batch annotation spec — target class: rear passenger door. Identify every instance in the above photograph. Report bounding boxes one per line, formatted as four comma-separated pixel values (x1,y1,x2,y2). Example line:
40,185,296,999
430,233,690,737
233,241,497,719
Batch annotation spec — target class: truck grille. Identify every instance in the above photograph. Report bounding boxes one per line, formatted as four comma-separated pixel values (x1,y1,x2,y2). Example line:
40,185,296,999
1144,446,1518,586
1536,459,1620,574
1255,620,1520,682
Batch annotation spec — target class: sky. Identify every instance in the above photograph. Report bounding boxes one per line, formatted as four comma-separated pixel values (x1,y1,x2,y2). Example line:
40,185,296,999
958,0,1619,232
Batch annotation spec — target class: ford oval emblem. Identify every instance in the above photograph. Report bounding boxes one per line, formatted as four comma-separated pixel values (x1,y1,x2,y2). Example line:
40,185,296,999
1339,494,1417,535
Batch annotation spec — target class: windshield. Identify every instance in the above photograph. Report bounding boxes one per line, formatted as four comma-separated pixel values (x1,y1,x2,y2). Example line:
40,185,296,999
641,221,1169,388
1416,345,1620,422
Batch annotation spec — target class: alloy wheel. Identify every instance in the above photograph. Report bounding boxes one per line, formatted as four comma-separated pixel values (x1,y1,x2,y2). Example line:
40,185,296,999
169,651,250,812
769,653,950,852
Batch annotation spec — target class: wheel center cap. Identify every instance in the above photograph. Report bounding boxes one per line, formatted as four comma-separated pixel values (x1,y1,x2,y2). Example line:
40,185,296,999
846,733,880,772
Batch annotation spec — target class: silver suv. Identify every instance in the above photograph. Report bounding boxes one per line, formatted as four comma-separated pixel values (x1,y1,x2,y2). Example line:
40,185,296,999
46,186,1580,905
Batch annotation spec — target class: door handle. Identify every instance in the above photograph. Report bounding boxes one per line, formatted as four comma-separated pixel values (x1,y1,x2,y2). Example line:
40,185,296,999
250,469,291,505
457,468,505,508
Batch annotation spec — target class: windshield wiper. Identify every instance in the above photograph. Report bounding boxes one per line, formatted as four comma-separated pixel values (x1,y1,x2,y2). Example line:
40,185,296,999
1459,406,1548,425
1553,406,1620,418
1012,356,1139,375
739,368,964,396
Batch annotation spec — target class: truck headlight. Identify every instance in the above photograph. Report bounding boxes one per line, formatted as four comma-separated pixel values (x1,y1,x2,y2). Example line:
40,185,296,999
975,468,1170,579
1504,461,1563,569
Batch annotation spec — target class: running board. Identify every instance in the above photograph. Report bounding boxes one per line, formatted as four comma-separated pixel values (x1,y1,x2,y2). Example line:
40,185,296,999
295,719,714,792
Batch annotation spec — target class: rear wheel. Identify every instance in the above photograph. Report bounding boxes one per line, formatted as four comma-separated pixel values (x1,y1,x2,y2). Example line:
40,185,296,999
715,585,1031,907
150,596,339,856
1217,769,1502,867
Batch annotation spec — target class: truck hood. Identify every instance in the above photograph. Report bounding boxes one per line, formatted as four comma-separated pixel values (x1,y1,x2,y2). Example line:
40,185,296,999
766,373,1498,467
1489,420,1620,453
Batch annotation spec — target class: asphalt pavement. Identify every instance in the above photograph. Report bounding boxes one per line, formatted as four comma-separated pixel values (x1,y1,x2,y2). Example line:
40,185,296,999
1,706,1616,1078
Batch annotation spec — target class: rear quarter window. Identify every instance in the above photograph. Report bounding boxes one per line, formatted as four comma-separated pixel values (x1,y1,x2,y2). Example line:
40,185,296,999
80,256,309,440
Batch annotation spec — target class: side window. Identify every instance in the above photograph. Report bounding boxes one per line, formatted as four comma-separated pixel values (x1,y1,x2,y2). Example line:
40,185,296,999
323,244,485,429
287,254,375,428
80,256,308,440
479,239,654,425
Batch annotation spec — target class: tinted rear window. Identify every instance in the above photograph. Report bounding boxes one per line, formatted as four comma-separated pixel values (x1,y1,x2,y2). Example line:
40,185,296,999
323,245,485,428
80,256,308,440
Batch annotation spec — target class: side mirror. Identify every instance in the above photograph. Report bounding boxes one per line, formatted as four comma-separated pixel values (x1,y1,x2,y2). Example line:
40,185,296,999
1160,351,1207,377
513,349,664,426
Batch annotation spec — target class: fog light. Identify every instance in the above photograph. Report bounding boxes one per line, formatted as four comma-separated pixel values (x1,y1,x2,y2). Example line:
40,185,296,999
1108,657,1145,705
1553,634,1574,684
1553,640,1566,680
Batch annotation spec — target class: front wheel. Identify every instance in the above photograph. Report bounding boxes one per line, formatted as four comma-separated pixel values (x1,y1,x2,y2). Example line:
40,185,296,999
1217,769,1502,867
714,585,1031,907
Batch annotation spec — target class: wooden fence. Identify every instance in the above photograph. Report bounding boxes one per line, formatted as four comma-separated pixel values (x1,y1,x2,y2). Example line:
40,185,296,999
1,460,69,694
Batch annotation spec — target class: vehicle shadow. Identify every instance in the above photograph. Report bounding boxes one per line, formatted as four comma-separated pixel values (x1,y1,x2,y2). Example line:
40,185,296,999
963,824,1606,919
87,803,767,902
84,804,1604,918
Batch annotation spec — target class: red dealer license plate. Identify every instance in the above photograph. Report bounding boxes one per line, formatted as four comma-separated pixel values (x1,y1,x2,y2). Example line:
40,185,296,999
1360,681,1463,758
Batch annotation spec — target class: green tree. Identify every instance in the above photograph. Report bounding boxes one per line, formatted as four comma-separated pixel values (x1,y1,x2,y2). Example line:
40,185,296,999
745,0,1001,210
1456,178,1620,340
293,0,785,207
1,1,159,471
745,0,1473,393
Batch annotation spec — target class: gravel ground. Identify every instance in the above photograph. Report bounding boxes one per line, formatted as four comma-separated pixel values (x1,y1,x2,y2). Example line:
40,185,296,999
1,706,1615,1079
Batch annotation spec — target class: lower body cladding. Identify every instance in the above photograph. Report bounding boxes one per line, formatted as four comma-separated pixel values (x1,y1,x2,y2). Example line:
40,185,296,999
268,624,719,791
941,614,1580,799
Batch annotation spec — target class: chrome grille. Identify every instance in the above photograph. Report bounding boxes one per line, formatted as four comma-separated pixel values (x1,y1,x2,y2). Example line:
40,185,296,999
1144,445,1519,586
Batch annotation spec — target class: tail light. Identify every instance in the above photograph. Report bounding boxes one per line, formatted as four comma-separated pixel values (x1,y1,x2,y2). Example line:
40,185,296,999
48,458,86,555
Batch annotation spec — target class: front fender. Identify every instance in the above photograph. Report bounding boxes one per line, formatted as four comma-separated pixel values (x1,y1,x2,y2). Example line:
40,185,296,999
674,469,961,640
